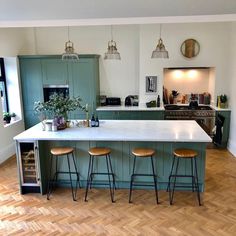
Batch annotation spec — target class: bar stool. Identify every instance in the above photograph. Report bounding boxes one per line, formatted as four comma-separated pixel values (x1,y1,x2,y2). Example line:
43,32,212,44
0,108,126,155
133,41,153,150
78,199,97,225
47,147,80,201
167,148,201,206
84,147,116,202
129,148,158,204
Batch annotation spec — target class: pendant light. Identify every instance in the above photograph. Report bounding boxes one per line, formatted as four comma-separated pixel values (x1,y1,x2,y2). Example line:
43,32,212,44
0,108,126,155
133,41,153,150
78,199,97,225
104,25,121,60
62,26,79,61
151,24,169,59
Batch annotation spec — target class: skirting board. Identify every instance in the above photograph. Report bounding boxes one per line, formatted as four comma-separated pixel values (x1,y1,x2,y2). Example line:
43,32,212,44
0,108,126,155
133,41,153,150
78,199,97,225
227,139,236,157
0,142,15,164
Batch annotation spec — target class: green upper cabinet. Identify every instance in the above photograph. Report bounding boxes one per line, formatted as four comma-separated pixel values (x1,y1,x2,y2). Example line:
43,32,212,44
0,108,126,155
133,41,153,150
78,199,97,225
18,55,100,127
41,59,69,85
19,58,43,111
68,57,100,118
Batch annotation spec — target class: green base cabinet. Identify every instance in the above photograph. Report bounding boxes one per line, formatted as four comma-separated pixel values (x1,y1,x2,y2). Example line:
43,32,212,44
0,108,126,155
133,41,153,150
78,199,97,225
18,55,100,129
97,111,164,120
37,140,206,194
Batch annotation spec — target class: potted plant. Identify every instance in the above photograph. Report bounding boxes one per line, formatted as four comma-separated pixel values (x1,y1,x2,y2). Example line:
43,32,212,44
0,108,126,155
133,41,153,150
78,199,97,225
34,93,85,129
11,112,17,121
171,90,179,104
3,112,11,124
219,94,228,108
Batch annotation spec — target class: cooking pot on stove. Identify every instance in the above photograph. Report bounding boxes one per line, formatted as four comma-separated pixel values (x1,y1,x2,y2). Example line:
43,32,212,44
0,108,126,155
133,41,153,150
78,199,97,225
189,100,198,109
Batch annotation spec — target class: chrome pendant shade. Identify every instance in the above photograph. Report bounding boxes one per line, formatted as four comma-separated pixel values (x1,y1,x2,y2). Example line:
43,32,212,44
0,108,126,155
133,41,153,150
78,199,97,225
62,27,79,61
104,26,121,60
151,24,169,59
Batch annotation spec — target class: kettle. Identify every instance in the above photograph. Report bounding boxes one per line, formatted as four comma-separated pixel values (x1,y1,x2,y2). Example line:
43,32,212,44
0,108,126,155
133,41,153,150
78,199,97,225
125,96,134,106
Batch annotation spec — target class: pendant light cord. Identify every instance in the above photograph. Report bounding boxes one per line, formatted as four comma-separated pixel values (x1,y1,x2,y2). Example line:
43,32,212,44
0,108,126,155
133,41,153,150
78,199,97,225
33,27,38,55
159,24,162,39
111,25,113,41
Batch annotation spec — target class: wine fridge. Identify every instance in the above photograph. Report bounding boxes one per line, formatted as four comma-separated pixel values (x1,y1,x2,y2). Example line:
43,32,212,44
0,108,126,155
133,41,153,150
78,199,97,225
16,141,41,193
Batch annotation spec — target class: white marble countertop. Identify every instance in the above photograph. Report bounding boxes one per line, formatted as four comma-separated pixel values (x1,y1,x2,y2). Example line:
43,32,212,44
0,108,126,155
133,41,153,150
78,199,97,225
14,120,211,143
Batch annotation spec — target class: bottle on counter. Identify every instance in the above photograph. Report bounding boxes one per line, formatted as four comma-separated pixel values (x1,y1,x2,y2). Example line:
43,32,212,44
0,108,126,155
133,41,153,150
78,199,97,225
91,114,96,127
95,115,99,127
157,95,160,107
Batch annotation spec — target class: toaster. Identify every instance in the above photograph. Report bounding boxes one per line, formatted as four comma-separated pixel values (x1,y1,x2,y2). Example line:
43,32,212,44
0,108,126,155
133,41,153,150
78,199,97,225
106,97,121,106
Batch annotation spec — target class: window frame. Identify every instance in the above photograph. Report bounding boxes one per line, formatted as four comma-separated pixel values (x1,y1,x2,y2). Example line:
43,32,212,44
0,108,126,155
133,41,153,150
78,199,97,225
0,58,9,112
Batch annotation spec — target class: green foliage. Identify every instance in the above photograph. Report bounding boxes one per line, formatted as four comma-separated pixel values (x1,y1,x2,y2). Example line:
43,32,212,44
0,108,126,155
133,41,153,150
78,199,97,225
220,94,227,103
3,112,11,119
34,93,86,118
11,112,16,117
171,90,179,98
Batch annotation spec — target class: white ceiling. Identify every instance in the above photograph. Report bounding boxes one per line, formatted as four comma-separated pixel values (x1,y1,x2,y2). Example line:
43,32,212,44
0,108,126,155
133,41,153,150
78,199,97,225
1,0,236,27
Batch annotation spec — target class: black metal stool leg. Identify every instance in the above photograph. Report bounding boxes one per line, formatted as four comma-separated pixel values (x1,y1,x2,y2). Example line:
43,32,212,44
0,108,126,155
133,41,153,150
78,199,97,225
167,155,176,192
108,154,116,190
151,156,159,204
106,155,115,203
129,155,136,203
47,154,53,200
170,157,180,205
71,151,80,189
84,155,92,202
191,158,194,192
194,158,201,206
67,154,76,201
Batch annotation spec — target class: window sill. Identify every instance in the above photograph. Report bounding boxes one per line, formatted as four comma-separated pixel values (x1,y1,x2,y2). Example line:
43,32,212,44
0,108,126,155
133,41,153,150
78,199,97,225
3,118,22,128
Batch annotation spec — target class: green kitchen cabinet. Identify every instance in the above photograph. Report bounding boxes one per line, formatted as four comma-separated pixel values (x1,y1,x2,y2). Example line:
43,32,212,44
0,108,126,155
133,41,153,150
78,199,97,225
97,110,164,120
18,55,100,128
41,59,69,85
68,57,100,119
19,58,44,129
215,110,231,148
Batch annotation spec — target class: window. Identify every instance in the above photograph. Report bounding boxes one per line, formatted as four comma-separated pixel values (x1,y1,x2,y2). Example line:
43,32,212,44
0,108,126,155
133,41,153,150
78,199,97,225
0,58,9,112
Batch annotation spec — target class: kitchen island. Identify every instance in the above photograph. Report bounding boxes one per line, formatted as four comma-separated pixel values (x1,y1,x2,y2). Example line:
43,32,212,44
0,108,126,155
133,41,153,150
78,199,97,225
14,120,211,194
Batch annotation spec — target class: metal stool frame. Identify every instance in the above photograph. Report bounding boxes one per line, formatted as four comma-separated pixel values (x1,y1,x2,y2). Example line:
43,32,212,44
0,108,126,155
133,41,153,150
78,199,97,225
129,154,159,204
84,153,116,203
167,154,201,206
47,151,80,201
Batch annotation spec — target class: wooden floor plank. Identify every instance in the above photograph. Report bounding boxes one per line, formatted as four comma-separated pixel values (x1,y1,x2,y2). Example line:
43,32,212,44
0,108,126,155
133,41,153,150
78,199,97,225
0,149,236,235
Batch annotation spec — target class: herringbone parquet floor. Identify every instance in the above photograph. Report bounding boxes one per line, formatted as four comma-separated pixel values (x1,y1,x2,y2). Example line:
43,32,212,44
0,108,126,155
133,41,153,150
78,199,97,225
0,149,236,235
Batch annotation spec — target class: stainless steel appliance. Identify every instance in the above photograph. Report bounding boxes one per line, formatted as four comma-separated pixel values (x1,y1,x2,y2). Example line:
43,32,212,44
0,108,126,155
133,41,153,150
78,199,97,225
164,105,215,137
125,95,139,106
106,97,121,106
43,85,69,102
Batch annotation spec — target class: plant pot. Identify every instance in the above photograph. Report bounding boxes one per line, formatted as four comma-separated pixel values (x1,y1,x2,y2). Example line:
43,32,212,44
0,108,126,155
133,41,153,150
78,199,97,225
4,117,11,124
220,102,228,109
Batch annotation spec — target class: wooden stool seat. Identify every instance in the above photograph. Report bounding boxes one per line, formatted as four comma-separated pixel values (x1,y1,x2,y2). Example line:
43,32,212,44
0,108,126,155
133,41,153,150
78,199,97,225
173,148,198,158
88,147,111,156
50,147,74,156
132,148,155,157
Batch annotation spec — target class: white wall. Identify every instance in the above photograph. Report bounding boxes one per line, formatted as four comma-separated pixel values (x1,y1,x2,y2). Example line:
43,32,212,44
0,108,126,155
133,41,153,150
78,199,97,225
139,23,230,104
228,22,236,156
24,25,140,101
0,29,26,164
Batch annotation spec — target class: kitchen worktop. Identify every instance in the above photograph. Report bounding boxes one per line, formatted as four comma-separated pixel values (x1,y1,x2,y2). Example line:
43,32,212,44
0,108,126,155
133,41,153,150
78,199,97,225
96,104,230,111
14,120,211,143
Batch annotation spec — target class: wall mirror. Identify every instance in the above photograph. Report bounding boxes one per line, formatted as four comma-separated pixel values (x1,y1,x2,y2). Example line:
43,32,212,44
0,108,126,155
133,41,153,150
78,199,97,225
181,39,200,58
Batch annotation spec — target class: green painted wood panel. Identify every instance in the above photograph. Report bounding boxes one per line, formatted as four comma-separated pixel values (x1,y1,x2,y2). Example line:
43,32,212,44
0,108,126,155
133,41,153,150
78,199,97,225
68,58,99,119
41,59,69,85
19,59,43,111
97,111,164,120
38,140,206,194
19,58,43,129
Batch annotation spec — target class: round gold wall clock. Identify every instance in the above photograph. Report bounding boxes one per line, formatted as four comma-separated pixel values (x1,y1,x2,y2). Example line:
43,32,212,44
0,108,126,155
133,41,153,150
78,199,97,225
180,39,200,58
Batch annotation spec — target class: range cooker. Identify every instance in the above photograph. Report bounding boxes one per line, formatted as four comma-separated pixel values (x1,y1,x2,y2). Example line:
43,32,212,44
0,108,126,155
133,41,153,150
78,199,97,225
164,105,215,137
